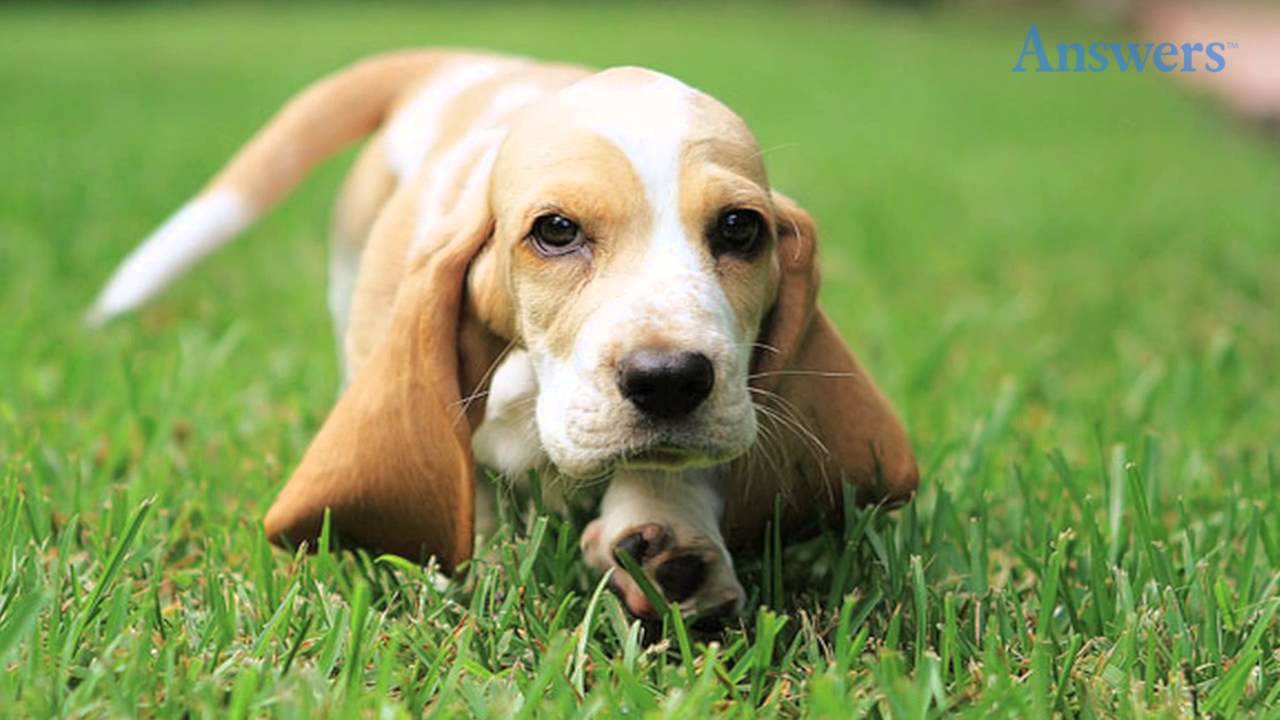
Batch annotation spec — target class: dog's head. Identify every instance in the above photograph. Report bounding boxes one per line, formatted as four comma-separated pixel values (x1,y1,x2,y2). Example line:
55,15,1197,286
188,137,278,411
265,67,915,570
476,68,782,478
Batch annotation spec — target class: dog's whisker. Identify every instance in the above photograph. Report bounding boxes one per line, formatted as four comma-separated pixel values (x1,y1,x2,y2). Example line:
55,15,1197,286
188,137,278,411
751,383,813,426
733,341,782,355
773,409,830,466
750,142,801,160
453,388,490,409
748,407,794,502
758,392,838,494
749,412,786,480
747,369,858,380
750,387,831,462
752,396,838,506
452,339,521,422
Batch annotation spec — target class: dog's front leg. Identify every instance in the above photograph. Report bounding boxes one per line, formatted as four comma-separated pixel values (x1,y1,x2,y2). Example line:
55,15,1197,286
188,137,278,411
580,469,745,621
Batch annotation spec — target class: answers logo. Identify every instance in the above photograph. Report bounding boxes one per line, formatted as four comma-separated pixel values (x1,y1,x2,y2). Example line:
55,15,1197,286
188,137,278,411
1013,24,1238,73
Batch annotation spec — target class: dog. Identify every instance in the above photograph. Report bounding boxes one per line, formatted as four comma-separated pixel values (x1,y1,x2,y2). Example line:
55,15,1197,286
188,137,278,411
88,50,918,620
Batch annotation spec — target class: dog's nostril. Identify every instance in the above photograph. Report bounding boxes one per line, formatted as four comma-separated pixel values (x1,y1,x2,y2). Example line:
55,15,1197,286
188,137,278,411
617,349,715,420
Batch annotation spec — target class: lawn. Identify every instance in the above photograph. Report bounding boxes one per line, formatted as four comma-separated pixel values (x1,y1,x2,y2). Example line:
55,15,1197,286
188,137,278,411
2,2,1279,717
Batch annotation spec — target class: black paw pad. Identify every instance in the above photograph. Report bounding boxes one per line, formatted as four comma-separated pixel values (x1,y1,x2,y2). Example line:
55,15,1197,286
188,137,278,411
654,554,708,602
612,524,669,566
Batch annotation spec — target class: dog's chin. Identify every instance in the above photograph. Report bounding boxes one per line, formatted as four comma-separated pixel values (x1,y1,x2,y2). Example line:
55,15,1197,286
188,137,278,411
551,440,751,480
543,404,760,480
617,443,727,471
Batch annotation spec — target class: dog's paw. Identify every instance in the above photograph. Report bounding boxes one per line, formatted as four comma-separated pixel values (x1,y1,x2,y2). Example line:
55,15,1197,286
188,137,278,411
580,520,745,623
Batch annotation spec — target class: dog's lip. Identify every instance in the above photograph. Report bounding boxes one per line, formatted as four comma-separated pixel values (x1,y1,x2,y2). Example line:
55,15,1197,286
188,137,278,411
554,443,722,479
621,444,694,466
615,442,726,471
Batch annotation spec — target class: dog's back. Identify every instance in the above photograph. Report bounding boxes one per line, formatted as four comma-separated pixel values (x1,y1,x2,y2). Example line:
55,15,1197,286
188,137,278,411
87,49,586,341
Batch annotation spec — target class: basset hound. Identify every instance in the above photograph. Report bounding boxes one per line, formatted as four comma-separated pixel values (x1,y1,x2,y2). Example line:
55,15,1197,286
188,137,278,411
89,50,918,620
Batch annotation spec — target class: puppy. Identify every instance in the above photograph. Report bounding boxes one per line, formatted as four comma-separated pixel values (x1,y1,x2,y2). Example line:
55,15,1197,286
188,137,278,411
89,50,917,619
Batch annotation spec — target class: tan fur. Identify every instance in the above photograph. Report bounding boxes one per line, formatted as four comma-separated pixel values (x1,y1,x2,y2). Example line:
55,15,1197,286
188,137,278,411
495,130,655,359
263,176,498,570
332,135,398,260
722,197,918,547
212,51,448,211
98,49,917,573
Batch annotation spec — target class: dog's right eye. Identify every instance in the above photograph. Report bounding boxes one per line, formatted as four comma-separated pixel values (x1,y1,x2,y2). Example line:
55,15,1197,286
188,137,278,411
529,214,585,256
711,209,765,258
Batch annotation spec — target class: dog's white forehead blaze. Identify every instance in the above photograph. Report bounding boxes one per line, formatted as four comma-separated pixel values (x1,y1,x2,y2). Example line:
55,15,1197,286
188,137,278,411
560,69,695,217
559,69,743,357
518,69,759,479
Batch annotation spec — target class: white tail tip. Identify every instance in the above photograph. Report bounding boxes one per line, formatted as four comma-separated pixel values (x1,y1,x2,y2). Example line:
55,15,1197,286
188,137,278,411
86,190,254,327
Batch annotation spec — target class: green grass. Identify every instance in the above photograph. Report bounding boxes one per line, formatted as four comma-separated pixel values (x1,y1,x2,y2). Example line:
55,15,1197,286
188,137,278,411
3,2,1280,716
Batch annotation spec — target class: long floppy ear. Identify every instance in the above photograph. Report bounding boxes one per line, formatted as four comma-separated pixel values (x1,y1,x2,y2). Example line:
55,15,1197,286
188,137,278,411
722,193,918,549
263,179,505,574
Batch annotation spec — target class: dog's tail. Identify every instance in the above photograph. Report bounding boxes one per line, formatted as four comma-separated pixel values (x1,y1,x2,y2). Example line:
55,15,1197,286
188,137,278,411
85,51,440,326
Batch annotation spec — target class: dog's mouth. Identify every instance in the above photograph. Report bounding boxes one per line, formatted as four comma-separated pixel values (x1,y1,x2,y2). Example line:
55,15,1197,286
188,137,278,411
550,439,745,481
618,443,699,469
545,396,760,480
614,440,740,472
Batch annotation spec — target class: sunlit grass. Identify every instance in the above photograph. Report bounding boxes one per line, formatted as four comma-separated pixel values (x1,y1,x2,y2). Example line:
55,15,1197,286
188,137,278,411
1,2,1279,716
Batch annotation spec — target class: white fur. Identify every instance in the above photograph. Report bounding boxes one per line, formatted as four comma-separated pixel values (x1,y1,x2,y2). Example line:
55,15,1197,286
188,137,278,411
527,72,758,479
408,83,545,257
411,129,504,256
479,82,544,127
471,350,545,476
83,58,763,613
327,237,361,383
466,76,755,617
384,60,512,180
86,190,253,326
586,470,724,560
579,468,745,615
560,71,694,207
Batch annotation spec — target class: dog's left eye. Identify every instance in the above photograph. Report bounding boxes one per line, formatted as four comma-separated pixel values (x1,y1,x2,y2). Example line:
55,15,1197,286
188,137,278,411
712,209,764,256
529,214,585,256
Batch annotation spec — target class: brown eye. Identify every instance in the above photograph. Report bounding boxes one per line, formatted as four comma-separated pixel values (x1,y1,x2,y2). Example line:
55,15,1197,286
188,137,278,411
530,214,584,256
713,209,763,256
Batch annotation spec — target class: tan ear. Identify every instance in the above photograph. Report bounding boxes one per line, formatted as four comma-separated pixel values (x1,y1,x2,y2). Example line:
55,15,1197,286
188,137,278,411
263,182,504,573
723,193,918,549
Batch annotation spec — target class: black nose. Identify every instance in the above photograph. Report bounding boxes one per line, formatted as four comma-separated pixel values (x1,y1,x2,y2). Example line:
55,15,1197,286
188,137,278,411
617,350,715,420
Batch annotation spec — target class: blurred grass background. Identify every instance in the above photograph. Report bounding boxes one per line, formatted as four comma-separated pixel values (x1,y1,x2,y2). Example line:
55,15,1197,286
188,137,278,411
2,2,1279,716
